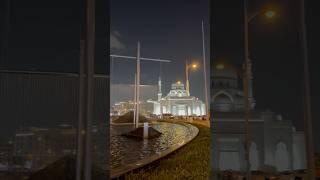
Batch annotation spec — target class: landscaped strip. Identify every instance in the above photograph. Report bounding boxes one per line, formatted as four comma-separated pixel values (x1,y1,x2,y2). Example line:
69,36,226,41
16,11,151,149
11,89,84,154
123,123,210,180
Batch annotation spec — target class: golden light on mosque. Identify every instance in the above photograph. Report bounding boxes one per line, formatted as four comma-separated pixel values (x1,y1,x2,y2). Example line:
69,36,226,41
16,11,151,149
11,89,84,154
216,64,224,70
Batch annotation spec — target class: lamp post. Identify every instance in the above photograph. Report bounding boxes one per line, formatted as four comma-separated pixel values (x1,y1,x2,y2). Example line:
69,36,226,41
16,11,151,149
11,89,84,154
76,0,95,179
135,42,141,128
243,1,251,178
243,1,276,179
185,60,198,97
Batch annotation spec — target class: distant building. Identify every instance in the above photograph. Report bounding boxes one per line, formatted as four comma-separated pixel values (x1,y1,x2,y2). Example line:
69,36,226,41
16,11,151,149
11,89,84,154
111,100,153,116
0,142,13,171
14,129,35,169
12,124,107,171
13,125,77,170
211,61,306,172
110,84,157,107
0,71,108,171
149,77,206,116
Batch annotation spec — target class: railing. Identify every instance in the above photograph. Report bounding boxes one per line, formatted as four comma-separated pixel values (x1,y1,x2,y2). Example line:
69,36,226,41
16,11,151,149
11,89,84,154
0,70,109,178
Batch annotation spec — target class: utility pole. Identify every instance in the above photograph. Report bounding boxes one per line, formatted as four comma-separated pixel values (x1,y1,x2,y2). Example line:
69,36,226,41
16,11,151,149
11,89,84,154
201,21,209,121
83,0,95,180
76,39,85,180
243,0,251,179
135,42,141,128
299,0,315,179
133,73,137,127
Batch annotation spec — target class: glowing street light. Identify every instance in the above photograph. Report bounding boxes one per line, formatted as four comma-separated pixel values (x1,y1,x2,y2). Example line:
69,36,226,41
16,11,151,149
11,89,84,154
265,10,276,18
191,63,198,69
248,8,276,23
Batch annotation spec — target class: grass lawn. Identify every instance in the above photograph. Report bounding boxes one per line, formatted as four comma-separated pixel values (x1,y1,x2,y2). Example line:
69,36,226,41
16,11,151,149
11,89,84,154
123,122,210,180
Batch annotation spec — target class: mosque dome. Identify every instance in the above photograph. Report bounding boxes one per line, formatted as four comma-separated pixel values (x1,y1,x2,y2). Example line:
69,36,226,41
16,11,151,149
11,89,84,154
212,61,239,79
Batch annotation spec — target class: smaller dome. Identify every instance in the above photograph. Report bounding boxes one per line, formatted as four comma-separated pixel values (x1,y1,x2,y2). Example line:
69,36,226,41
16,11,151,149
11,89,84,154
171,82,185,90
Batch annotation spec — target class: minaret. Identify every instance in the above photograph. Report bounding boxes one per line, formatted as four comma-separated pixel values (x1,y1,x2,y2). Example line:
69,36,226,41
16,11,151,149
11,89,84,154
157,76,162,101
243,58,255,108
247,58,253,100
185,61,190,96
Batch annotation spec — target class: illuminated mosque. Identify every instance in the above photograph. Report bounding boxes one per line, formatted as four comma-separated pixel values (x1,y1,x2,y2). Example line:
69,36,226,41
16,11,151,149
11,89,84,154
148,77,206,116
211,60,307,172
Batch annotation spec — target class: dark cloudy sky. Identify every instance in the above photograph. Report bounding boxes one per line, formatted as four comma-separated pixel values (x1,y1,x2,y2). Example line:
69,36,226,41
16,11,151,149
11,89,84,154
110,0,210,101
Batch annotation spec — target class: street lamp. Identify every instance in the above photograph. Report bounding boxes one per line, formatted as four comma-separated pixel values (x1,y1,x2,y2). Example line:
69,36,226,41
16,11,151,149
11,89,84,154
265,10,276,18
185,60,198,96
248,8,276,22
244,2,314,179
243,1,276,179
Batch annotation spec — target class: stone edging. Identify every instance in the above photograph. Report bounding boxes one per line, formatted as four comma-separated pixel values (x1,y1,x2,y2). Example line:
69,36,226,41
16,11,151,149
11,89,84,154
110,122,199,179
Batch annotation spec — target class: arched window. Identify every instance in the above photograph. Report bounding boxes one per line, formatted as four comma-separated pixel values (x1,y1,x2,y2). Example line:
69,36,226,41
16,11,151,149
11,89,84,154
212,92,233,112
249,142,259,170
275,142,290,171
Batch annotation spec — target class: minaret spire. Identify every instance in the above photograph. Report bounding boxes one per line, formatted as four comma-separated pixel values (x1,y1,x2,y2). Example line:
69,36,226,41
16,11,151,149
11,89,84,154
157,76,162,101
185,60,190,96
243,57,255,109
247,58,253,100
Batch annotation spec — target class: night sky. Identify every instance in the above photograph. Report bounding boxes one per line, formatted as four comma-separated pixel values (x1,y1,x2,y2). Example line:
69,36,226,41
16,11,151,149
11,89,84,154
0,0,318,152
110,0,210,101
0,0,107,74
0,0,82,72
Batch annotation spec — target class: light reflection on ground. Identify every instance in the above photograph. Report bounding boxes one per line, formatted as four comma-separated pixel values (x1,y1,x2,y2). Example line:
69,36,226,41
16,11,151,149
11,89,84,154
110,122,196,169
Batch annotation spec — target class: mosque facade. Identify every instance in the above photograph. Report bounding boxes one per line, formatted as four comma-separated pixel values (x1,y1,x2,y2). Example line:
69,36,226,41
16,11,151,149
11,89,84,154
148,78,206,116
210,61,306,172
